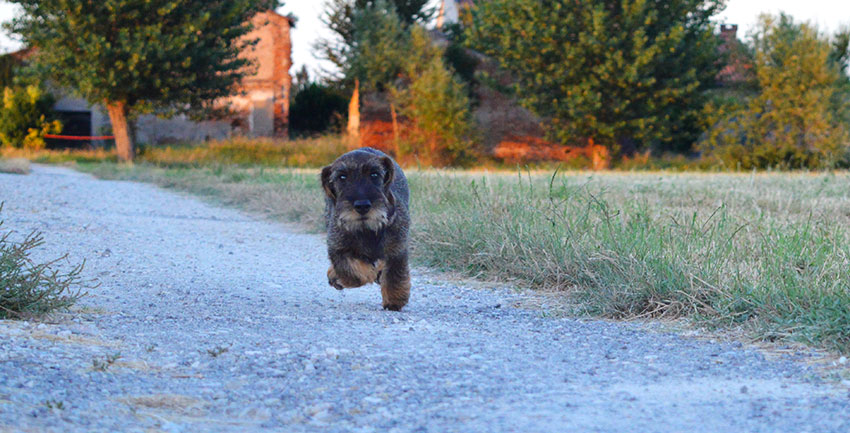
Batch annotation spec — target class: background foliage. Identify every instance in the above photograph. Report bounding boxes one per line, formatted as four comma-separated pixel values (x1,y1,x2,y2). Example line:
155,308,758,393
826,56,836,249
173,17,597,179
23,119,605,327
290,82,348,136
700,14,850,169
0,85,61,150
5,0,279,161
465,0,724,154
315,0,433,78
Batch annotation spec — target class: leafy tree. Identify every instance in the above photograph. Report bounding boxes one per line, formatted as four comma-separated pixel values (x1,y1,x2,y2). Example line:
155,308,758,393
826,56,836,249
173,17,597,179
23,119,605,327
391,27,474,166
315,0,432,77
346,1,410,92
465,0,724,154
5,0,278,162
700,14,849,169
0,85,61,150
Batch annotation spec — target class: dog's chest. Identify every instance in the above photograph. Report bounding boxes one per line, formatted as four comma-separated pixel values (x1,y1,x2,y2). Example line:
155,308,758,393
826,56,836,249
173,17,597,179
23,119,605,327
344,230,385,261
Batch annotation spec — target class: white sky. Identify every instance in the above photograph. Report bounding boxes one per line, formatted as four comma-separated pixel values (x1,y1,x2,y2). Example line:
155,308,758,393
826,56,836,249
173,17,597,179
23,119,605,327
2,0,850,79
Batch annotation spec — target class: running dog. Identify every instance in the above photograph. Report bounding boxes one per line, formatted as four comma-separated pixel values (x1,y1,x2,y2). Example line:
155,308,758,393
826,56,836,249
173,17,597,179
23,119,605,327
321,148,411,311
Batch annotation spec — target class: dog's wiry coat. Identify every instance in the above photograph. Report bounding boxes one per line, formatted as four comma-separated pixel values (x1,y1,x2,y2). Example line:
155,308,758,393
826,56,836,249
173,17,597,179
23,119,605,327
321,148,411,311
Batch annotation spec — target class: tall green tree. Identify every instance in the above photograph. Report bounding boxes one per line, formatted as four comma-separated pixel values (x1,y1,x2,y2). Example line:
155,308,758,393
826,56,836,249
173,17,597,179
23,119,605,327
315,0,432,77
701,14,850,169
345,1,410,92
5,0,278,162
465,0,724,153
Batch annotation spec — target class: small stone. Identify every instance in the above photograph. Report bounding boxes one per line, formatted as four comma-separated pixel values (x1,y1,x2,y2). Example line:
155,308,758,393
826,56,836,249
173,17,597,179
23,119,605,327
838,356,847,365
306,403,332,417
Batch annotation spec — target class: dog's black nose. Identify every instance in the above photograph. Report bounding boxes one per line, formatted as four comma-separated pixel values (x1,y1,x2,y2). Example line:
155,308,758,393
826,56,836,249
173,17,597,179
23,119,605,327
353,200,372,215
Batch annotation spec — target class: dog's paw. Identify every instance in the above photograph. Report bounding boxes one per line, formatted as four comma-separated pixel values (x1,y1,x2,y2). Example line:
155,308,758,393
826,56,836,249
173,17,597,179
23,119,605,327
382,302,404,312
327,267,344,290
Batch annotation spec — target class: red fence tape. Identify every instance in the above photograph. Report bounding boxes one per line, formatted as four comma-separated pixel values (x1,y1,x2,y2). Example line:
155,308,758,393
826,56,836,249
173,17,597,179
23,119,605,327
44,134,115,141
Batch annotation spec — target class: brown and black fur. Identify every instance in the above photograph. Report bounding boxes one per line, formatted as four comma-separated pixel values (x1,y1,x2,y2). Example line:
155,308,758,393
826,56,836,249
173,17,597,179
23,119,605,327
321,147,411,311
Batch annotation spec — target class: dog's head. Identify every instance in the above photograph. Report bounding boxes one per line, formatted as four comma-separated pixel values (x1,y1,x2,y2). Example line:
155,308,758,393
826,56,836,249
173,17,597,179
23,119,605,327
321,151,396,232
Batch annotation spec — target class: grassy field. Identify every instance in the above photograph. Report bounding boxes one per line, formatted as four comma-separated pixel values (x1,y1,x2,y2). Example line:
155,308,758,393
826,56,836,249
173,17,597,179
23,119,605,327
69,160,850,353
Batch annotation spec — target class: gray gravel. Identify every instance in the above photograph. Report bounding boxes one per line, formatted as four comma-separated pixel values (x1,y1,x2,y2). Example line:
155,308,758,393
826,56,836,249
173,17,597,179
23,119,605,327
1,164,849,433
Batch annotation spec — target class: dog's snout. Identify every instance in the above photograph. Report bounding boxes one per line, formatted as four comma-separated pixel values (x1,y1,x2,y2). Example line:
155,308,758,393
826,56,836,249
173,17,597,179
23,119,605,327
353,199,372,215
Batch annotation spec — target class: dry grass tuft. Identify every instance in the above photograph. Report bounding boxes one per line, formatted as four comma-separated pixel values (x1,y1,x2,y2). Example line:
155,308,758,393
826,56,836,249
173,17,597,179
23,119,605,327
0,158,31,175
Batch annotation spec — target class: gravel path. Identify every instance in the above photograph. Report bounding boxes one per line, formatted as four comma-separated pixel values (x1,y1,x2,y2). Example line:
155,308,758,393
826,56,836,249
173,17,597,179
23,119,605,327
1,165,848,433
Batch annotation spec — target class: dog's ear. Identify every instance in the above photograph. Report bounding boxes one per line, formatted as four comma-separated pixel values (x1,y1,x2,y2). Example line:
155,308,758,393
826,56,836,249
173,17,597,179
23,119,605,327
321,165,336,201
380,156,395,191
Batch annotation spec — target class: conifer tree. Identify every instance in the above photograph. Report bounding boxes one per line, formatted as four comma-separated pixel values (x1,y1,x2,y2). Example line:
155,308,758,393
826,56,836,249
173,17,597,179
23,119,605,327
466,0,724,153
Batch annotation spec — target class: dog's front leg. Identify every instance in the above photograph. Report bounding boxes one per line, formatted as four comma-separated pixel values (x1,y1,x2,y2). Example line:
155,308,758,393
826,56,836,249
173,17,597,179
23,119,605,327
379,253,410,311
328,255,379,290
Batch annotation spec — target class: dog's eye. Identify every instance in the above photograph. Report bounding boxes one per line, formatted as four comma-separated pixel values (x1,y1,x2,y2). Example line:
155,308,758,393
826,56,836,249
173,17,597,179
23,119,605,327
370,172,379,179
338,174,347,181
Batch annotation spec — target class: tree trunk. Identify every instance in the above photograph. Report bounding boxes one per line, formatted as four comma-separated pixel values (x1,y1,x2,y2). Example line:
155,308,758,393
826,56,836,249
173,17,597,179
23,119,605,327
390,103,400,157
346,80,361,150
106,101,134,163
588,137,610,170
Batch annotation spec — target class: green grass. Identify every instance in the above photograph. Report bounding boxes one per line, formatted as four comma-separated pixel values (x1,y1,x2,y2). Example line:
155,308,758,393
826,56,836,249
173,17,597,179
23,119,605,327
411,171,850,352
73,160,850,353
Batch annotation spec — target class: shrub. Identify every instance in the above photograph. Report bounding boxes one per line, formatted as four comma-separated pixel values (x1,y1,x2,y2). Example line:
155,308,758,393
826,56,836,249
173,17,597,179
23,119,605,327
290,83,348,136
0,85,62,150
0,206,86,318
